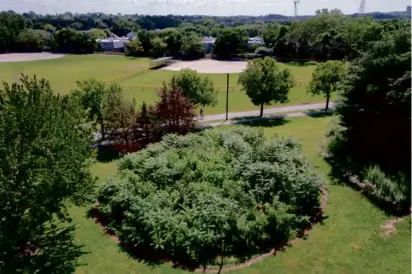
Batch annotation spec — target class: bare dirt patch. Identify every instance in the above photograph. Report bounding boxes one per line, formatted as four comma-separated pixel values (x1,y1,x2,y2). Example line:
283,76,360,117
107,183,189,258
380,217,405,238
161,59,248,74
0,53,65,63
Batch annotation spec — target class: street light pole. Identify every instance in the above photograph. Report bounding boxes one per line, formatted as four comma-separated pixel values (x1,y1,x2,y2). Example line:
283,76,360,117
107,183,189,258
226,73,229,121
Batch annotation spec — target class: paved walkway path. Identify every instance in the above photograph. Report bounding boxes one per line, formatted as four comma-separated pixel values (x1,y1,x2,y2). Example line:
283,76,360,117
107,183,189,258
93,102,333,142
202,102,333,122
198,109,333,128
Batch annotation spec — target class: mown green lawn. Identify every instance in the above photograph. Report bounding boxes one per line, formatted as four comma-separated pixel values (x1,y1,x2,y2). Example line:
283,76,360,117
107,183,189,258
119,62,330,115
0,54,331,115
71,116,411,274
0,54,150,95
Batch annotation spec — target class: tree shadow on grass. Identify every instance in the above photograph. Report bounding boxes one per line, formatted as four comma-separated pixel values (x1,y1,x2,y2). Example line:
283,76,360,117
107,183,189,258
235,116,290,127
305,109,334,118
1,222,87,274
283,61,319,67
95,145,121,163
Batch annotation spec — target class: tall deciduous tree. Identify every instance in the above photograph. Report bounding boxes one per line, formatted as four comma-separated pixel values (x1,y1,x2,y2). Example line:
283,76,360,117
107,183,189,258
238,57,294,117
213,28,247,59
331,28,411,176
175,69,217,107
53,28,96,54
155,77,196,134
150,37,167,58
104,85,136,147
0,11,26,53
163,28,182,57
0,75,94,273
125,39,144,57
134,102,161,145
73,79,109,140
180,33,204,60
307,60,345,110
15,29,50,52
87,28,107,41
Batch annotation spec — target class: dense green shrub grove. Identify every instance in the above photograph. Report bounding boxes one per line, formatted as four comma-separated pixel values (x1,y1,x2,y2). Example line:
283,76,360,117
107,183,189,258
323,26,411,213
97,127,324,266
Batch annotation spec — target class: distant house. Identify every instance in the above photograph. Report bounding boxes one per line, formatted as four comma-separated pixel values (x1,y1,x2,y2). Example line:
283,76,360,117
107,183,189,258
126,31,137,40
202,36,216,53
99,38,129,53
248,37,264,46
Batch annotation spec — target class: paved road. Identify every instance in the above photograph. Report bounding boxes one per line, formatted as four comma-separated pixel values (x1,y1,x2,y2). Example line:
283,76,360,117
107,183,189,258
202,102,333,122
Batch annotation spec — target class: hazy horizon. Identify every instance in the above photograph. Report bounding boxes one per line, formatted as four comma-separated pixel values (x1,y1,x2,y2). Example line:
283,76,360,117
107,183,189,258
1,0,409,16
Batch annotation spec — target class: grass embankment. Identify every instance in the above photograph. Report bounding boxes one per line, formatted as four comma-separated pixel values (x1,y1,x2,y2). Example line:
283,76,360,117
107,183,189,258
0,55,331,115
71,115,411,274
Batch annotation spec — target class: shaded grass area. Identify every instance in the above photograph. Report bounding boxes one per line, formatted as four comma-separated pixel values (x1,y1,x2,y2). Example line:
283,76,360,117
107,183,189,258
71,116,410,274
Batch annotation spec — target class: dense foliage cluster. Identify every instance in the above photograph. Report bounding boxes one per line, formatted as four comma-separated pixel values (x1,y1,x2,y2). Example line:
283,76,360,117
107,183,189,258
0,75,94,272
73,76,200,151
97,127,324,266
325,26,411,212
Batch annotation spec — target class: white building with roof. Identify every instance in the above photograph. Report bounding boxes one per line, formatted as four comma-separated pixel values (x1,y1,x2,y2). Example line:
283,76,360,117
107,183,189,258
99,37,130,52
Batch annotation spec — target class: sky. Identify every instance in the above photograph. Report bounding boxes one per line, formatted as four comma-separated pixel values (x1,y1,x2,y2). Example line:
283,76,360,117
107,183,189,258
1,0,409,16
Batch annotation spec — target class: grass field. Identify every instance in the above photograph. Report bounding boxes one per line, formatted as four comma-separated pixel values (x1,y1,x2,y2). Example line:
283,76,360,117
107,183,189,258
0,54,332,115
71,116,411,274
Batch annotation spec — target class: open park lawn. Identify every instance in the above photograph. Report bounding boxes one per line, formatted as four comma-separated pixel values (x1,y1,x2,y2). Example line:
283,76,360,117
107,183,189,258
0,54,150,94
71,115,411,274
0,55,331,115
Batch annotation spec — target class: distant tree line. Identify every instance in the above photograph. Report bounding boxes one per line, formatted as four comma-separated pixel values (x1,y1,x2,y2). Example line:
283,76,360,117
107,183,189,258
1,9,410,60
17,9,412,31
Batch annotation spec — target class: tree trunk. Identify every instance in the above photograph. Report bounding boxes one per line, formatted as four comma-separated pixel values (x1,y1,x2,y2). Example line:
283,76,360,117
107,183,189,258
325,93,330,111
260,103,264,117
217,256,224,274
100,119,105,140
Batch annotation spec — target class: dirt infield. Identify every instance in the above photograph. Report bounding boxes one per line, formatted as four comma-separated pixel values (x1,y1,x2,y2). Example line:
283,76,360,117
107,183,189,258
0,53,65,63
161,59,248,74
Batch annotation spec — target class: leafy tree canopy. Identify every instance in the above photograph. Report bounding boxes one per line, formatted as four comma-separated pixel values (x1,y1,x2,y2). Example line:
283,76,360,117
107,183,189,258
238,57,294,116
125,38,144,57
333,27,411,175
175,69,217,107
0,75,94,272
213,28,247,59
307,60,346,110
180,32,204,60
324,26,411,212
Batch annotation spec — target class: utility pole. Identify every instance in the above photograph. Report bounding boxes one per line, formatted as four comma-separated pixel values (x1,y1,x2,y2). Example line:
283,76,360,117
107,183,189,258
226,73,229,121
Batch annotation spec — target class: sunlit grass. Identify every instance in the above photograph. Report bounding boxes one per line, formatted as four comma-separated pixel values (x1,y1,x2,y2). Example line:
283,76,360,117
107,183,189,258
70,116,410,274
0,55,330,115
